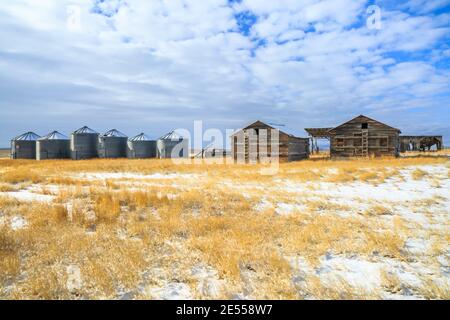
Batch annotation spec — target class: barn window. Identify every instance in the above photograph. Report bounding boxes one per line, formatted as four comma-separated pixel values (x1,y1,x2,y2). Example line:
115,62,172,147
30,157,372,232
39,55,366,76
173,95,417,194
361,123,368,129
380,138,388,147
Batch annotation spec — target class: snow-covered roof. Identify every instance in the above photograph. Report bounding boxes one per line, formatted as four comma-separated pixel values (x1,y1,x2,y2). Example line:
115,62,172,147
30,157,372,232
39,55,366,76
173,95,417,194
73,126,98,134
101,129,127,138
39,131,69,140
12,132,40,141
129,133,153,141
159,130,183,140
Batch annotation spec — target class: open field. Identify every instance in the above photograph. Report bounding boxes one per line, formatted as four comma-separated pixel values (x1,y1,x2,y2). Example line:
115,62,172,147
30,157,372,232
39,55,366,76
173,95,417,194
0,149,10,159
0,151,449,299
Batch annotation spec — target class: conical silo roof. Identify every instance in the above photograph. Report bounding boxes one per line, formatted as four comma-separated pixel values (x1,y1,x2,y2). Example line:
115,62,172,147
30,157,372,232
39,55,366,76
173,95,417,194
101,129,127,138
129,133,153,141
13,132,40,141
39,131,69,140
73,126,98,134
159,130,183,140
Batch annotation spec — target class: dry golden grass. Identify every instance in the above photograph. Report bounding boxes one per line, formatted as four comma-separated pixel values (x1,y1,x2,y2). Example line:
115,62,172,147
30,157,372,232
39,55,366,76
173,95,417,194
0,227,21,284
1,169,44,184
0,154,448,299
417,278,450,300
365,205,392,216
411,169,428,180
380,270,402,294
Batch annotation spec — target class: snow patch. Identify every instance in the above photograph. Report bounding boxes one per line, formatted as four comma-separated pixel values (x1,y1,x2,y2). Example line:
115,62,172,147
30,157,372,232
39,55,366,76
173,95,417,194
254,199,273,212
66,265,82,293
10,216,27,230
316,254,382,290
191,265,223,298
405,238,431,255
2,190,55,202
275,203,306,215
149,282,192,300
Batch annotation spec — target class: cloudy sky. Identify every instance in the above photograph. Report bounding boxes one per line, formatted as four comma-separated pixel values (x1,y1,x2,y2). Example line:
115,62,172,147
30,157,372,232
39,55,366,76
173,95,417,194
0,0,449,147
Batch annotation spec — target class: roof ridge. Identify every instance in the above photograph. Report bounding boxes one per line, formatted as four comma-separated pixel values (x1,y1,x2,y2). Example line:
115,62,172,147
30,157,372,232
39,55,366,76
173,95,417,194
12,131,41,141
73,126,98,134
39,131,69,140
101,129,128,137
129,132,153,141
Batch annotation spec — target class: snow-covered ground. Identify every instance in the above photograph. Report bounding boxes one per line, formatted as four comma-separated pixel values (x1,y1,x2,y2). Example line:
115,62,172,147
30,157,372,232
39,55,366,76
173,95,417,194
0,162,448,299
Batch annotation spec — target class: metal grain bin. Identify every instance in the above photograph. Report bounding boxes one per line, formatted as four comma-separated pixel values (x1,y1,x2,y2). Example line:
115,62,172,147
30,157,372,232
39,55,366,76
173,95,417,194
127,133,156,159
70,126,99,160
11,132,40,159
157,131,189,158
37,131,70,160
98,129,128,158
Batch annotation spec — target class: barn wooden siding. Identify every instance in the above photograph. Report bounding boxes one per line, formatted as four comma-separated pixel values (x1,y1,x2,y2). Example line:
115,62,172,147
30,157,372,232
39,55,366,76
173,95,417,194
231,121,309,163
328,115,400,158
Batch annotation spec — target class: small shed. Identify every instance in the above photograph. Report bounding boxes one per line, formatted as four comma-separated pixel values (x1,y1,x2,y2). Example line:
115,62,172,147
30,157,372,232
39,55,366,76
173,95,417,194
127,133,157,159
98,129,128,158
231,120,309,163
157,131,189,159
37,131,70,160
71,126,99,160
399,136,443,152
11,132,40,159
328,115,401,158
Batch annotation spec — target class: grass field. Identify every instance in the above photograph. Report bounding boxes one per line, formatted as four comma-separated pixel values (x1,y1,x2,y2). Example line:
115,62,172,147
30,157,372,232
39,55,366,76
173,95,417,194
0,151,449,299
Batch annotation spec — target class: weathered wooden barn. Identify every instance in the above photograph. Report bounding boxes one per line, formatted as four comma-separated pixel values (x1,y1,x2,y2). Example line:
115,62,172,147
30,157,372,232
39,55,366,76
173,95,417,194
328,115,401,158
399,136,443,152
231,121,309,163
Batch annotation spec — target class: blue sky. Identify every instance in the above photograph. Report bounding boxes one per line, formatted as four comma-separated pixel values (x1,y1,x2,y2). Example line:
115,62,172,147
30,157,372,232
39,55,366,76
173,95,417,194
0,0,449,147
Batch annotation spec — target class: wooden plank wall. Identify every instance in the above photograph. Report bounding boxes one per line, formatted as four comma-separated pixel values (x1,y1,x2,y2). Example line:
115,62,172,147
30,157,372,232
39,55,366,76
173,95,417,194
231,124,308,163
329,118,399,157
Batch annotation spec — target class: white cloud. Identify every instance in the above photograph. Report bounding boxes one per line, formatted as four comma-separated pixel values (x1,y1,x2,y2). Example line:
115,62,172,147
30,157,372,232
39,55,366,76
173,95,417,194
0,0,448,146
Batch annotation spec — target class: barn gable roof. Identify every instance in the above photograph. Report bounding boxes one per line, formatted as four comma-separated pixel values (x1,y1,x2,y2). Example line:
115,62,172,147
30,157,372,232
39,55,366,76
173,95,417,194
328,115,401,134
231,120,303,138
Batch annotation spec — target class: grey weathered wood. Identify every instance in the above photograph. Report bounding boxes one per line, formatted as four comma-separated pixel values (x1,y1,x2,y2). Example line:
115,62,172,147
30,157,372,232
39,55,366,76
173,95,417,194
328,115,401,158
231,121,309,163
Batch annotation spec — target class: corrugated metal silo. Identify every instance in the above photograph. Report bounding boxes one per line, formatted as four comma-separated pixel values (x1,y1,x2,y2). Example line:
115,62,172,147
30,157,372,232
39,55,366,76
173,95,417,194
98,129,128,158
127,133,157,159
37,131,70,160
71,126,99,160
11,132,40,159
157,131,189,158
